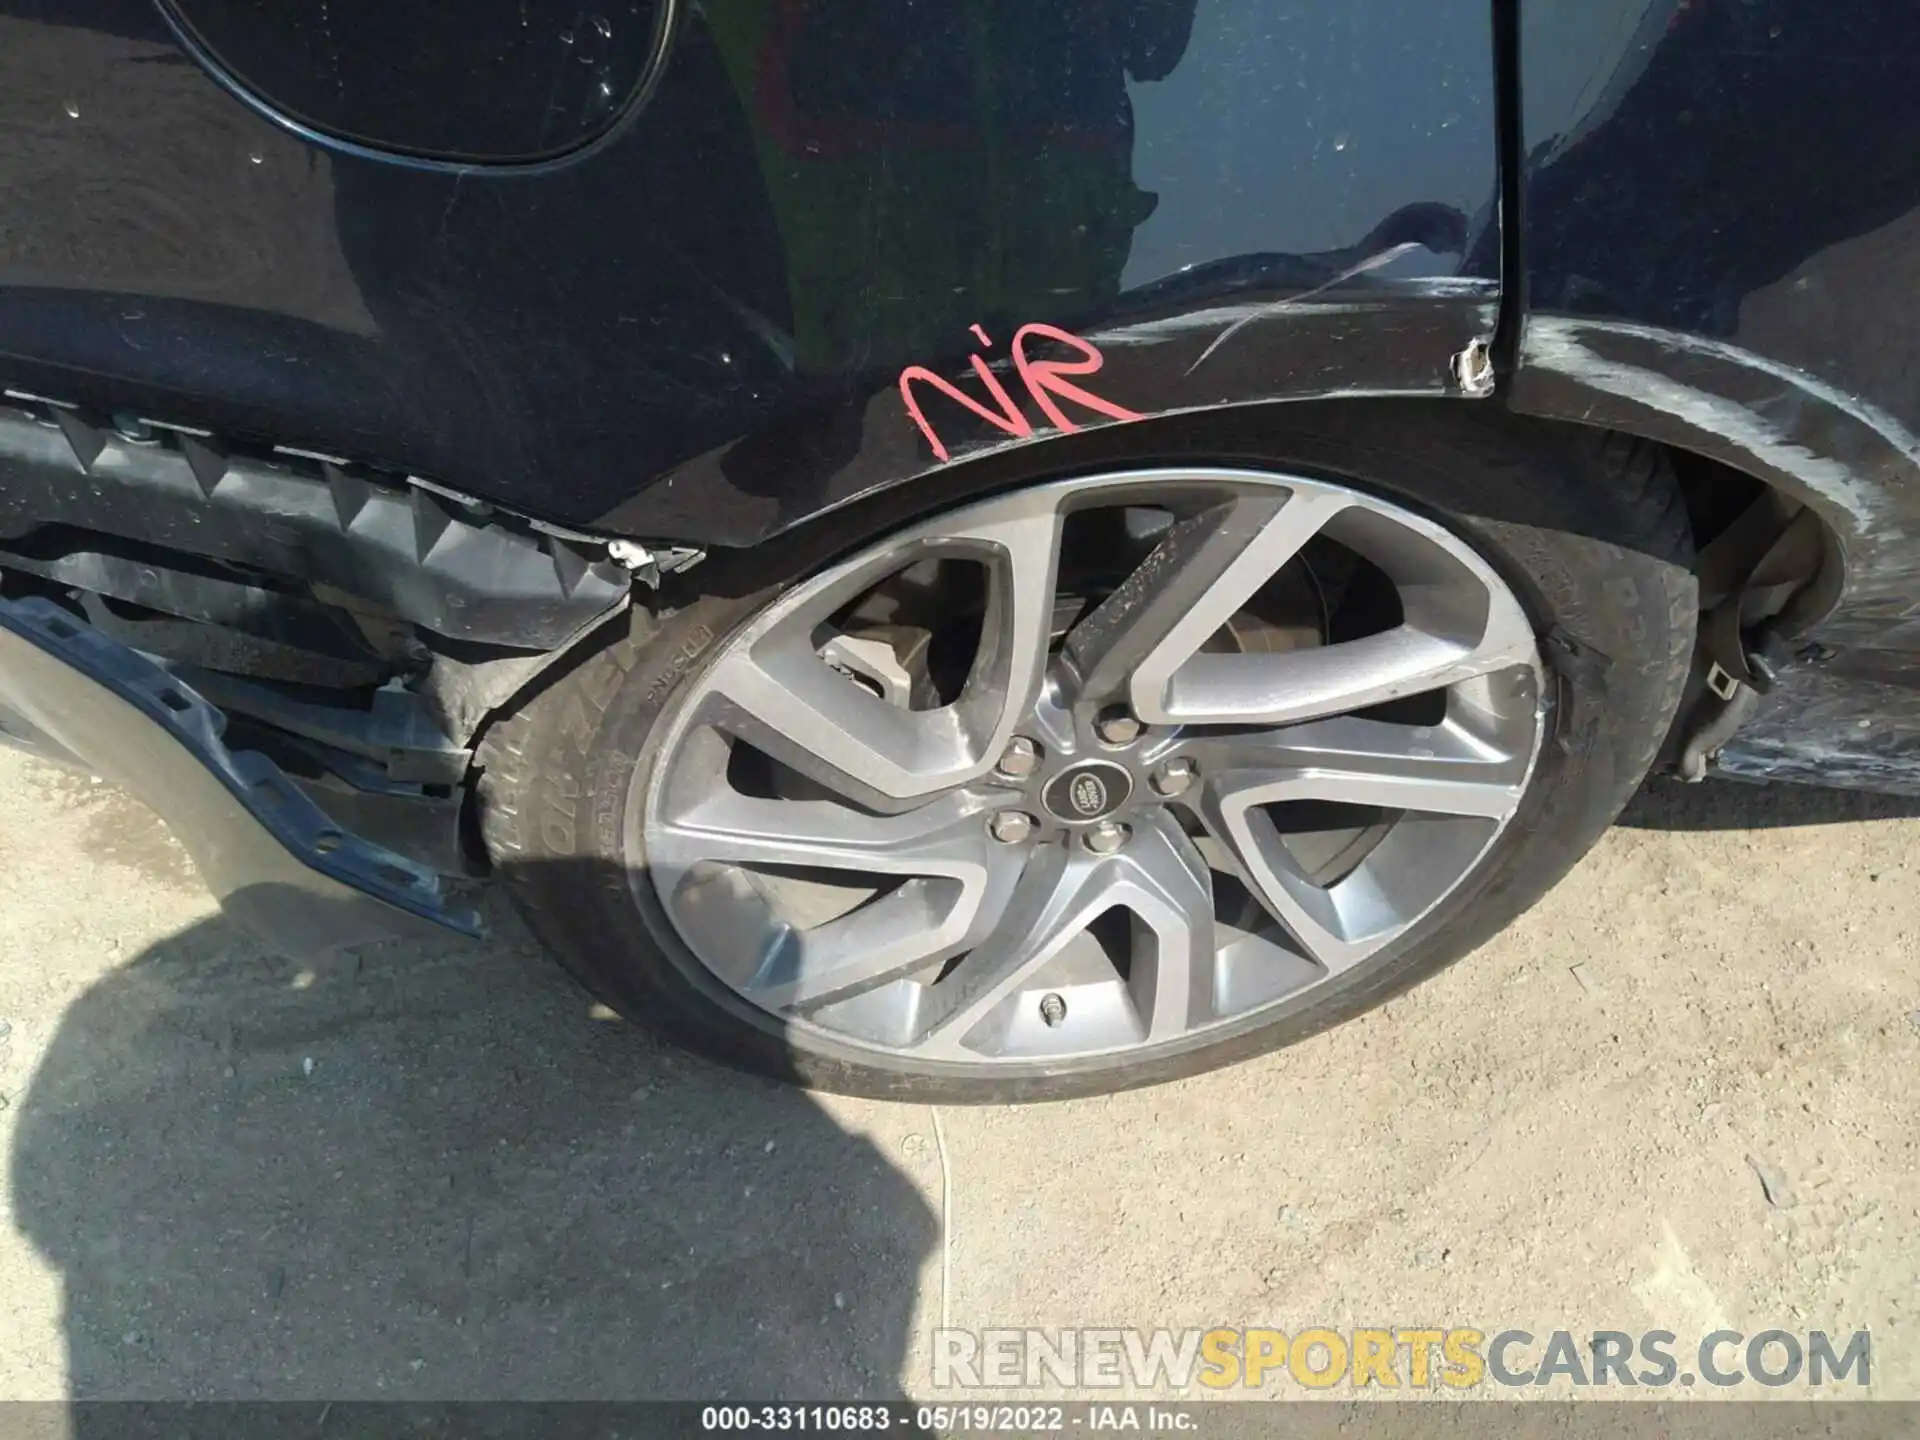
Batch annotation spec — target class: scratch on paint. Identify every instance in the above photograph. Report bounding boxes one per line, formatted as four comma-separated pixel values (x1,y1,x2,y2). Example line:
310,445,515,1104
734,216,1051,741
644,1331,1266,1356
1523,316,1909,528
437,171,466,253
1183,241,1427,376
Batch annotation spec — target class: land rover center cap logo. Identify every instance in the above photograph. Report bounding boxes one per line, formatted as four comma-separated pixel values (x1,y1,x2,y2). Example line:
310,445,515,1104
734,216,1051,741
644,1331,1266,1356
1043,761,1133,822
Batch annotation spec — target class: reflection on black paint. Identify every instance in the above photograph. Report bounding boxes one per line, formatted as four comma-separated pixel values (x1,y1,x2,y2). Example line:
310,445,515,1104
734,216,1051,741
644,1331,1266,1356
698,0,1192,521
0,0,1504,541
160,0,670,162
1524,0,1920,340
703,0,1199,375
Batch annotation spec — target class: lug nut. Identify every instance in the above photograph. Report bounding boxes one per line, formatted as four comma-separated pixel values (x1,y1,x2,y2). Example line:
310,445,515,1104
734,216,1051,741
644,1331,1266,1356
1151,757,1197,797
1095,709,1142,746
996,735,1041,779
1083,819,1129,854
989,810,1036,844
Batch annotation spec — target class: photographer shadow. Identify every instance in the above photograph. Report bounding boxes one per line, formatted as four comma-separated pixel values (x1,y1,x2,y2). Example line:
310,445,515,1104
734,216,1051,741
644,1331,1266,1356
8,896,937,1402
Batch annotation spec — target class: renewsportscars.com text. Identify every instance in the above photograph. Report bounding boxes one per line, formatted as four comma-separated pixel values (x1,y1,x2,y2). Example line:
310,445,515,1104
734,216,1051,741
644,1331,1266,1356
932,1327,1872,1391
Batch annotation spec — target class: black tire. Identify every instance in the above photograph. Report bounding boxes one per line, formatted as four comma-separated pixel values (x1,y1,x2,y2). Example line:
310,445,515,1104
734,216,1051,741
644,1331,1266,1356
476,403,1696,1102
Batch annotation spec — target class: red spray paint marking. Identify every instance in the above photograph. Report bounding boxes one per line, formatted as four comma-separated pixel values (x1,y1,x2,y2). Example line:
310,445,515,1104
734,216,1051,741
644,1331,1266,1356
897,355,1035,463
1010,323,1143,432
899,324,1142,463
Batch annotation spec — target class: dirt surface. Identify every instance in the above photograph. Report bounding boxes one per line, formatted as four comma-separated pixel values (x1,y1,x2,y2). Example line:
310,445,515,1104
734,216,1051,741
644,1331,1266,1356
0,745,1915,1401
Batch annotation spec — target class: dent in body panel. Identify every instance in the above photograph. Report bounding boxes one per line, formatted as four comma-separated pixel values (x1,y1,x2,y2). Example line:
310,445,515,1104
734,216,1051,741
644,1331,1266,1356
1512,320,1920,798
1092,274,1499,350
1735,207,1920,439
1519,0,1920,450
1510,318,1920,653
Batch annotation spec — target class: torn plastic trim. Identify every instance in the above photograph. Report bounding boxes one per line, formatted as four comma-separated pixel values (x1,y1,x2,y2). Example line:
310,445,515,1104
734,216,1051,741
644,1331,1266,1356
605,537,707,587
0,391,644,649
162,668,471,787
0,595,480,955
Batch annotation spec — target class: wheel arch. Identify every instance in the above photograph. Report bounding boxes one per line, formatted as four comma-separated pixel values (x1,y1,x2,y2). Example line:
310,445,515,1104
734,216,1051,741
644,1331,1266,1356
483,373,1868,799
1507,316,1919,647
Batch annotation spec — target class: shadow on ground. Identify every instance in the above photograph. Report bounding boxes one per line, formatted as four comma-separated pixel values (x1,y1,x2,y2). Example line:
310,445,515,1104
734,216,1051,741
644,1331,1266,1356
7,904,936,1400
1617,776,1920,831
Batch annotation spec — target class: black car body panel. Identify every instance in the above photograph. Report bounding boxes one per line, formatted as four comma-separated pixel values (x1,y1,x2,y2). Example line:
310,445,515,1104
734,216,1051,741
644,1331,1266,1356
2,0,1920,950
0,0,1502,540
156,0,675,164
1511,0,1920,792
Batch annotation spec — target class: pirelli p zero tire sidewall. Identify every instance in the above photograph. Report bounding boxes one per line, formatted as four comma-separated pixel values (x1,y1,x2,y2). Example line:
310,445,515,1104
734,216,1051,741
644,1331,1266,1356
477,404,1698,1102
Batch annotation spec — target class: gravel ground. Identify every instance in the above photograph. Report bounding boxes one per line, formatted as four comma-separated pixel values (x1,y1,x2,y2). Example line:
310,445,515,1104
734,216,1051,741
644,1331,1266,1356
0,745,1915,1401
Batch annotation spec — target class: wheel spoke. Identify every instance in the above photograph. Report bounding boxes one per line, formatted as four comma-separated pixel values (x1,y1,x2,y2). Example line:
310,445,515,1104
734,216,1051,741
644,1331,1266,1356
1135,503,1537,728
907,815,1216,1057
945,486,1067,737
900,844,1096,1057
1064,488,1350,713
1153,621,1535,729
651,789,1028,1010
699,486,1065,804
761,859,1027,1012
701,652,971,807
1211,825,1373,974
650,787,992,877
1120,815,1217,1043
1190,709,1533,972
1185,706,1535,822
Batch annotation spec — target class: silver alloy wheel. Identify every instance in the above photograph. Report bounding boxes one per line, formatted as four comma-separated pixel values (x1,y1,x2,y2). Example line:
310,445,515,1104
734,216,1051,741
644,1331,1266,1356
634,468,1545,1068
